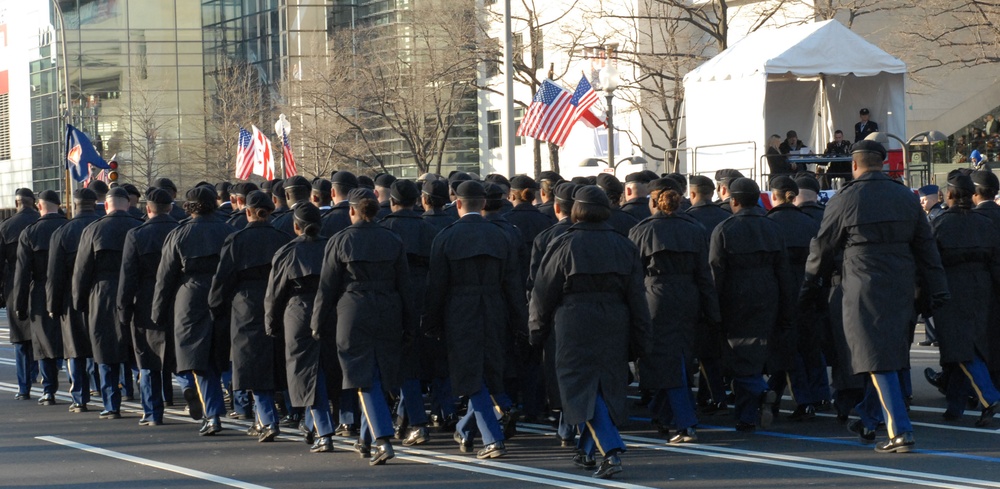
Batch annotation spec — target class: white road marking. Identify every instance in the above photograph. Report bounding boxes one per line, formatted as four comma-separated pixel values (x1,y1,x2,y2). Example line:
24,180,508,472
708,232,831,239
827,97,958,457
36,435,273,489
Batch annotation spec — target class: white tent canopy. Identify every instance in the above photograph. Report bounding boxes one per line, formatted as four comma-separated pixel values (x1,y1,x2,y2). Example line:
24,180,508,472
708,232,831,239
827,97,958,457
683,20,906,181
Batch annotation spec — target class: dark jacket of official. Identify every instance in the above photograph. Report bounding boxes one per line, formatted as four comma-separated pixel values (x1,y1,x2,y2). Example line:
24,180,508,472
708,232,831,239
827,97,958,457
47,210,100,359
13,213,67,359
710,206,794,377
265,235,334,408
630,212,720,390
320,200,352,238
0,207,39,343
209,221,291,390
311,221,413,391
803,171,947,374
422,208,457,232
529,221,651,426
72,210,143,365
117,214,178,372
931,207,1000,364
766,203,821,371
152,214,235,373
621,197,652,221
423,213,527,398
975,200,1000,372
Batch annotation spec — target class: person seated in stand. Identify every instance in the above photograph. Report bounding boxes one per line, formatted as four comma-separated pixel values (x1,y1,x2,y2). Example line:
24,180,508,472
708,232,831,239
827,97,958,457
765,134,795,177
778,131,808,175
824,130,853,185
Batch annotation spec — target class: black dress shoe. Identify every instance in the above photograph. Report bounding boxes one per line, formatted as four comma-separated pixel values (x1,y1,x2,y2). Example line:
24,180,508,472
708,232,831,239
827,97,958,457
246,422,262,437
917,340,933,346
593,454,622,479
183,388,202,421
977,400,999,427
735,422,756,432
14,393,30,401
477,441,507,459
814,400,832,412
68,403,88,413
370,442,395,466
298,421,316,444
875,432,915,453
335,423,355,437
788,404,816,421
847,419,876,443
280,413,302,428
353,441,371,458
453,431,473,453
942,410,962,421
258,425,280,443
439,413,458,432
199,418,222,436
37,394,56,406
668,427,697,444
572,451,596,469
99,410,121,419
402,426,429,447
228,411,251,420
560,437,576,448
500,411,517,439
924,367,947,395
138,417,163,426
310,436,333,453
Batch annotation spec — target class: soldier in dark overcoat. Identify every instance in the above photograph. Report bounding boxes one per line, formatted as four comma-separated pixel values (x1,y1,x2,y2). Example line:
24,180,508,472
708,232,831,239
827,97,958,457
971,170,1000,390
1,188,39,399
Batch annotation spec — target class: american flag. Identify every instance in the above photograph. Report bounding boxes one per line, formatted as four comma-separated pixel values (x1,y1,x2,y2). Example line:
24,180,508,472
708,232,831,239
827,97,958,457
281,131,297,177
548,75,601,146
235,127,254,180
516,79,573,144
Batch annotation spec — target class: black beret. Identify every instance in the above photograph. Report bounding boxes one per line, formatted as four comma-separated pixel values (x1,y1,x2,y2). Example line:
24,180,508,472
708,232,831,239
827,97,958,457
331,171,359,189
769,176,798,193
122,183,141,197
236,182,261,196
293,202,322,224
357,175,374,190
641,170,660,182
625,172,651,184
417,173,437,183
917,185,939,197
793,174,821,194
215,182,233,195
570,176,590,185
538,171,562,183
390,179,420,205
146,188,173,205
374,173,397,188
73,188,98,202
574,185,611,208
648,178,682,194
284,175,311,190
185,186,216,205
194,181,213,189
152,177,177,191
245,190,275,210
972,170,999,191
15,188,35,199
347,187,377,205
596,173,624,195
38,189,60,205
311,179,331,195
689,175,714,189
270,180,285,199
947,172,975,194
664,173,687,188
851,140,887,160
554,182,577,203
509,175,537,190
728,177,761,197
585,176,597,186
484,174,511,187
449,172,473,192
260,179,276,193
87,180,109,194
714,169,744,184
107,187,130,200
455,180,486,199
483,182,505,200
422,180,450,202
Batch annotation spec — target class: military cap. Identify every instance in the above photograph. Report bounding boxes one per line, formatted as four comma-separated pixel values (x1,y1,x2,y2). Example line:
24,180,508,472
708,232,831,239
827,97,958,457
947,173,975,194
422,180,450,202
917,185,939,197
245,190,275,210
107,187,129,200
484,174,511,187
664,172,687,189
972,170,999,191
851,140,887,160
88,180,110,194
570,176,590,185
284,175,311,190
194,181,213,189
15,188,35,199
348,187,377,205
455,180,486,199
467,172,482,181
689,175,714,189
417,173,437,183
186,186,216,204
122,183,141,197
270,180,285,199
641,170,660,182
331,170,359,190
74,188,98,202
311,179,331,196
596,173,624,195
625,172,651,184
152,177,177,191
538,171,562,183
769,175,798,193
574,185,611,208
728,177,761,197
293,202,322,224
38,189,60,206
509,175,537,190
261,179,276,193
357,175,375,190
585,176,598,186
146,188,173,205
390,179,420,205
374,173,397,188
794,174,821,194
483,182,505,200
233,182,260,196
554,182,577,203
449,172,473,192
714,169,744,184
648,177,682,194
860,108,870,115
215,182,233,196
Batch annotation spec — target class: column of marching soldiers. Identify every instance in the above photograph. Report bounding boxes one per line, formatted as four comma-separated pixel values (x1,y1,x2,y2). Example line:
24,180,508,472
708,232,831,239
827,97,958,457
4,139,1000,480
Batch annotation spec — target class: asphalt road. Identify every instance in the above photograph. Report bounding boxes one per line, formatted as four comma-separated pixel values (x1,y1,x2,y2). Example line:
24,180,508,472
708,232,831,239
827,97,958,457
2,316,999,489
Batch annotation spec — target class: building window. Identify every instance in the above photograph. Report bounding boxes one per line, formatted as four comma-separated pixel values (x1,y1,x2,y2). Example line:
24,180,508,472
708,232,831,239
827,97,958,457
514,107,524,146
488,110,501,149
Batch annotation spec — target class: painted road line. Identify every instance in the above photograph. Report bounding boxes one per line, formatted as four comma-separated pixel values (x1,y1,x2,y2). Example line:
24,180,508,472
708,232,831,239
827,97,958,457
36,435,273,489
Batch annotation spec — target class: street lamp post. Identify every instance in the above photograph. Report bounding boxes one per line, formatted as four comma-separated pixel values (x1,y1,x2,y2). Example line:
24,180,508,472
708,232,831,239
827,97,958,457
275,114,292,179
599,47,619,169
865,130,946,186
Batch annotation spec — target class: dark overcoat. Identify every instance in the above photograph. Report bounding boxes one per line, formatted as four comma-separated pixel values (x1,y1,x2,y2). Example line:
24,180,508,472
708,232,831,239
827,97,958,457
13,213,66,359
320,201,352,238
766,203,820,371
47,210,100,358
529,221,651,425
152,214,235,373
527,217,573,408
803,171,947,374
975,200,1000,372
630,212,720,389
422,208,457,232
621,197,652,221
0,207,39,343
607,208,639,237
209,221,291,390
72,211,143,365
117,214,178,371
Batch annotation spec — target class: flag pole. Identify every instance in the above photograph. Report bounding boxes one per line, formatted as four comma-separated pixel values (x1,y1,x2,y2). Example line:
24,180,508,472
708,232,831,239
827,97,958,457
52,0,74,218
502,0,516,178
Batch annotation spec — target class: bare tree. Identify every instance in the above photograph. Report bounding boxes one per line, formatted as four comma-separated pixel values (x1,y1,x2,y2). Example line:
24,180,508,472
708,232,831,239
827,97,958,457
903,0,1000,72
106,71,174,188
200,58,271,183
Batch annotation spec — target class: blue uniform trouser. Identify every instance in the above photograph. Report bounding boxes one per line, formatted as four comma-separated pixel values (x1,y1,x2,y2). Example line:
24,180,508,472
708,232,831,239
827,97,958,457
358,368,394,445
557,412,576,441
577,390,626,458
430,377,456,417
653,357,698,430
253,391,278,428
13,342,34,396
161,371,174,404
67,357,91,406
698,358,728,405
786,354,829,406
38,358,60,396
175,371,194,392
924,316,939,343
87,358,100,393
898,369,912,399
190,368,225,420
307,369,335,437
732,375,768,425
959,355,1000,408
139,369,164,422
339,389,358,425
456,383,506,446
98,363,122,413
398,378,429,425
120,362,137,398
857,372,912,438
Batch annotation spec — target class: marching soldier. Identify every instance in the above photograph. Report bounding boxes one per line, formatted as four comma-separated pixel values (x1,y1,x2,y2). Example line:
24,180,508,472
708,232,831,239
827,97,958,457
621,172,652,221
374,173,396,219
89,181,109,216
226,182,260,229
970,170,1000,390
536,171,562,221
421,180,456,232
596,174,639,236
151,177,189,221
121,184,145,221
1,188,40,400
272,176,312,237
713,170,744,213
